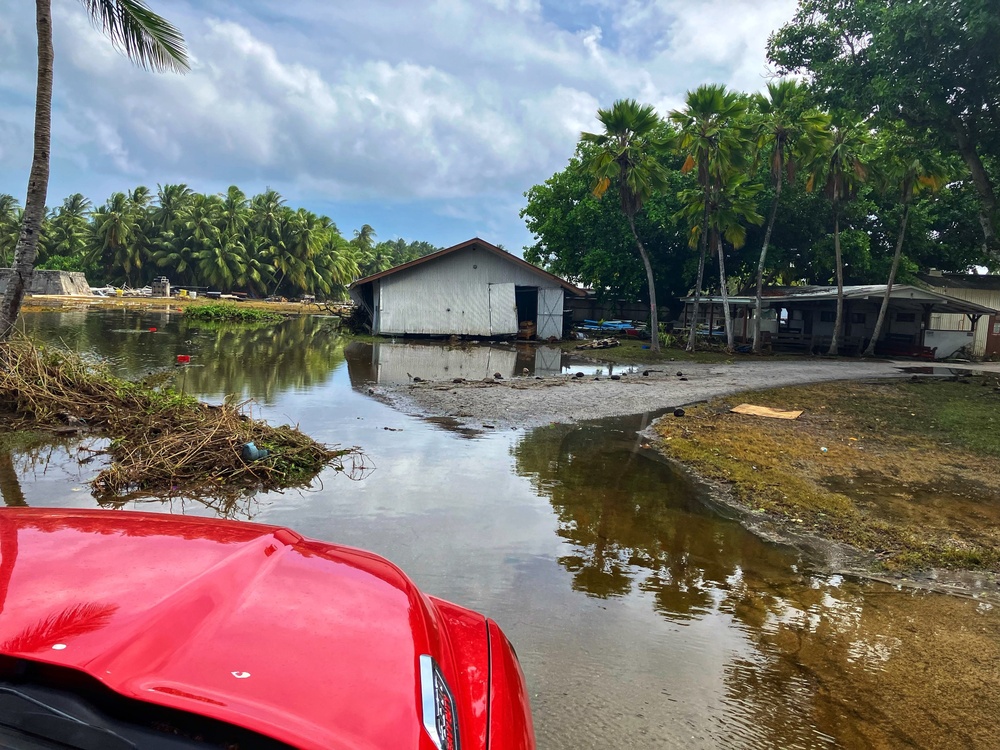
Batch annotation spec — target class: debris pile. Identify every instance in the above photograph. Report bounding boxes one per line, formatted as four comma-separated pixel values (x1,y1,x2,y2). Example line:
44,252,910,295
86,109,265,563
0,337,363,499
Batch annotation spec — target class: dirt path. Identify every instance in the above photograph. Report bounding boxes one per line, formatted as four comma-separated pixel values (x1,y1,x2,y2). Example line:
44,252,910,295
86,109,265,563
372,358,999,429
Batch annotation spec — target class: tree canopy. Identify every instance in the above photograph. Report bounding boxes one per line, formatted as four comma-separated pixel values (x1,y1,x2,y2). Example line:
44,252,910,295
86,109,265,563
521,74,993,348
768,0,1000,257
0,186,441,300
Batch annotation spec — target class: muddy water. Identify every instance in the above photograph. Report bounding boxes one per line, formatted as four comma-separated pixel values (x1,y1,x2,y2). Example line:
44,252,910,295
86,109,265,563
7,309,1000,748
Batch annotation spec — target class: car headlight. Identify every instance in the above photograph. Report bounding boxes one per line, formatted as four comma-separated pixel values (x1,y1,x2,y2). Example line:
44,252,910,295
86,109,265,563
419,654,460,750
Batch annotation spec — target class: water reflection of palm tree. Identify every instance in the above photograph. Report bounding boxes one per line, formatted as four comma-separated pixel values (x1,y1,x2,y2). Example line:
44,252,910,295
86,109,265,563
512,420,734,616
22,312,348,405
0,452,26,507
0,518,17,616
182,316,347,402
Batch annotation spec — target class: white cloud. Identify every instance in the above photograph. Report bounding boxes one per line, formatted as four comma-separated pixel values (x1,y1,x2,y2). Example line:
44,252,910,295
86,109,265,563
0,0,801,250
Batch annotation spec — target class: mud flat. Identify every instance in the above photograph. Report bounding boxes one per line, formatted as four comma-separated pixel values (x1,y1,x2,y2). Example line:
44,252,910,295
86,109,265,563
373,359,926,429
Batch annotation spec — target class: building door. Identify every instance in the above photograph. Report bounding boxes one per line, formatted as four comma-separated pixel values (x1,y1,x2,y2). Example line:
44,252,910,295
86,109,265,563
986,315,1000,357
536,287,565,339
487,283,517,337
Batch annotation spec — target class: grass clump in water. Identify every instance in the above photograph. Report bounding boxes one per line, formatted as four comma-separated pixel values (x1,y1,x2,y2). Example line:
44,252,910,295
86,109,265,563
0,336,365,499
185,302,284,324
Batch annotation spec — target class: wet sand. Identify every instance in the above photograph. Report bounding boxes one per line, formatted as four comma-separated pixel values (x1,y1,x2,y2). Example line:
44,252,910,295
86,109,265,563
374,359,991,429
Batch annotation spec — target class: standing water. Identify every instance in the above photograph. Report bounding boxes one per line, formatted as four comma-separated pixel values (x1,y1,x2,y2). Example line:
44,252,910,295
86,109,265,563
6,309,1000,748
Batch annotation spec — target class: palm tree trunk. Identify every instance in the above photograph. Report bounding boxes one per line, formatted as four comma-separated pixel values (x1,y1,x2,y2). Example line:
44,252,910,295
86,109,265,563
753,177,783,353
686,195,711,352
0,0,53,342
716,234,734,351
627,215,659,353
863,202,911,357
827,210,844,356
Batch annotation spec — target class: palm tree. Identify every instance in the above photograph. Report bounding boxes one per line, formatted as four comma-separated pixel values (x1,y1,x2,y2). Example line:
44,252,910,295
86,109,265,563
581,99,671,353
0,195,23,267
0,0,187,340
678,173,764,350
670,85,749,352
43,193,92,262
90,192,144,286
153,183,194,231
750,81,830,353
862,133,948,357
808,118,869,355
219,185,249,236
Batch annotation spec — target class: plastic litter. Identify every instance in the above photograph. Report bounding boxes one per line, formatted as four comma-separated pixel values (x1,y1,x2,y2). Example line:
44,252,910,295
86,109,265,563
240,442,270,461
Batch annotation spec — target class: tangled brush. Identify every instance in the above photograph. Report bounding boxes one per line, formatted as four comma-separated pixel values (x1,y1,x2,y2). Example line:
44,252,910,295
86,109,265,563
0,336,365,499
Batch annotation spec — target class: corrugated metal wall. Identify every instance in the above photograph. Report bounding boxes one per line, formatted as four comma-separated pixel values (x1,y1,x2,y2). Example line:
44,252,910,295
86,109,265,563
536,287,564,339
375,245,565,336
927,287,1000,358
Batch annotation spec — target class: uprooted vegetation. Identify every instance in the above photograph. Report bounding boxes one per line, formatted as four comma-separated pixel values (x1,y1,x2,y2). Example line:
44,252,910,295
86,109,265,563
0,337,365,499
653,375,1000,572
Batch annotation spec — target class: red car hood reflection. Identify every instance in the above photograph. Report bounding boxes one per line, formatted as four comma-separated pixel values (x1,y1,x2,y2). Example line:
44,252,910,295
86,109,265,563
0,509,456,749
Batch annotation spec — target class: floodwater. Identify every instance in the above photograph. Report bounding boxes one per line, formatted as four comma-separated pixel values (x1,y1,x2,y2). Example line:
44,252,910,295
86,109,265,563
6,309,1000,748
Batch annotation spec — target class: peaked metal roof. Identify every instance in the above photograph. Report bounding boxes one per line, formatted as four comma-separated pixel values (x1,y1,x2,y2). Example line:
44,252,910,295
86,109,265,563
348,237,587,296
918,272,1000,291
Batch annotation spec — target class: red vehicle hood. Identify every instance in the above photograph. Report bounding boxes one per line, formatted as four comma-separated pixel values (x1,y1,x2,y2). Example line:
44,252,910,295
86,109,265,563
0,508,463,749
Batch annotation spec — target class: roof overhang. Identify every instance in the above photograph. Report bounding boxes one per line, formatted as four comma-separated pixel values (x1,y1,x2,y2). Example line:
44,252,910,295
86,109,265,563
348,238,587,296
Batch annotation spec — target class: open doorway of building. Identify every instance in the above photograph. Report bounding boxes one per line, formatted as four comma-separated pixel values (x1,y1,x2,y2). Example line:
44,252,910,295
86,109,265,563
515,286,538,339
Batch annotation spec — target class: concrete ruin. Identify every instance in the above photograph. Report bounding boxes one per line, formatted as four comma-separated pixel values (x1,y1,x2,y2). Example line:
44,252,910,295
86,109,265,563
0,269,93,296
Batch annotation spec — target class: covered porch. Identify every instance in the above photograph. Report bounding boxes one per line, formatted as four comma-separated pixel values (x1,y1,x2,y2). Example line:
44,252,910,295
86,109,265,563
679,286,999,358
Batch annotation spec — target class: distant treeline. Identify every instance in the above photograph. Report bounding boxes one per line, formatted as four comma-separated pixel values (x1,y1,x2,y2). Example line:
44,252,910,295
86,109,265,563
0,185,439,299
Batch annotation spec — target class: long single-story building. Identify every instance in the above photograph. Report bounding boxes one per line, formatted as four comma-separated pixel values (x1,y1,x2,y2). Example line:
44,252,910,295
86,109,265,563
349,238,586,339
679,284,1000,358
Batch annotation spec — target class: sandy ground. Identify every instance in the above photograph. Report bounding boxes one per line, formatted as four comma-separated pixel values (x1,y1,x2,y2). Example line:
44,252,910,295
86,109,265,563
373,359,1000,429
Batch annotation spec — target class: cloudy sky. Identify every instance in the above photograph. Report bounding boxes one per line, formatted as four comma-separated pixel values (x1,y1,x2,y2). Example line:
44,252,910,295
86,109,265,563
0,0,797,254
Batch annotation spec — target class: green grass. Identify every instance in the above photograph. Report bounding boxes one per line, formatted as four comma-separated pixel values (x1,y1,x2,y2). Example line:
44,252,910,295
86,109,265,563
184,303,284,323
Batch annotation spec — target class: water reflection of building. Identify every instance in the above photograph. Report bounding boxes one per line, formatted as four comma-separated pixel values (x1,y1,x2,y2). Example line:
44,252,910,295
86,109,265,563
345,341,565,386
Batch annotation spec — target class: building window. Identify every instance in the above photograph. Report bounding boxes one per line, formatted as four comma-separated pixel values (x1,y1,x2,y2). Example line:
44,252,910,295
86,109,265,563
820,311,836,322
851,313,866,324
896,312,916,323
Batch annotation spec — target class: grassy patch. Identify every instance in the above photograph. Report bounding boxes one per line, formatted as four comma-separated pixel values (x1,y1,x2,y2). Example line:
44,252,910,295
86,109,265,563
653,376,1000,572
184,302,284,323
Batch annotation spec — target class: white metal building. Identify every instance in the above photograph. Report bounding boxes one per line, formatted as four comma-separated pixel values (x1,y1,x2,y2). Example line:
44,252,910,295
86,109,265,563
349,238,585,339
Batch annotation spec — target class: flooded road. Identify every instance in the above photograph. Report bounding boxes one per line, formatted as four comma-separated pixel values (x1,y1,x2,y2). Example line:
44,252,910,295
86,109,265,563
6,310,1000,748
